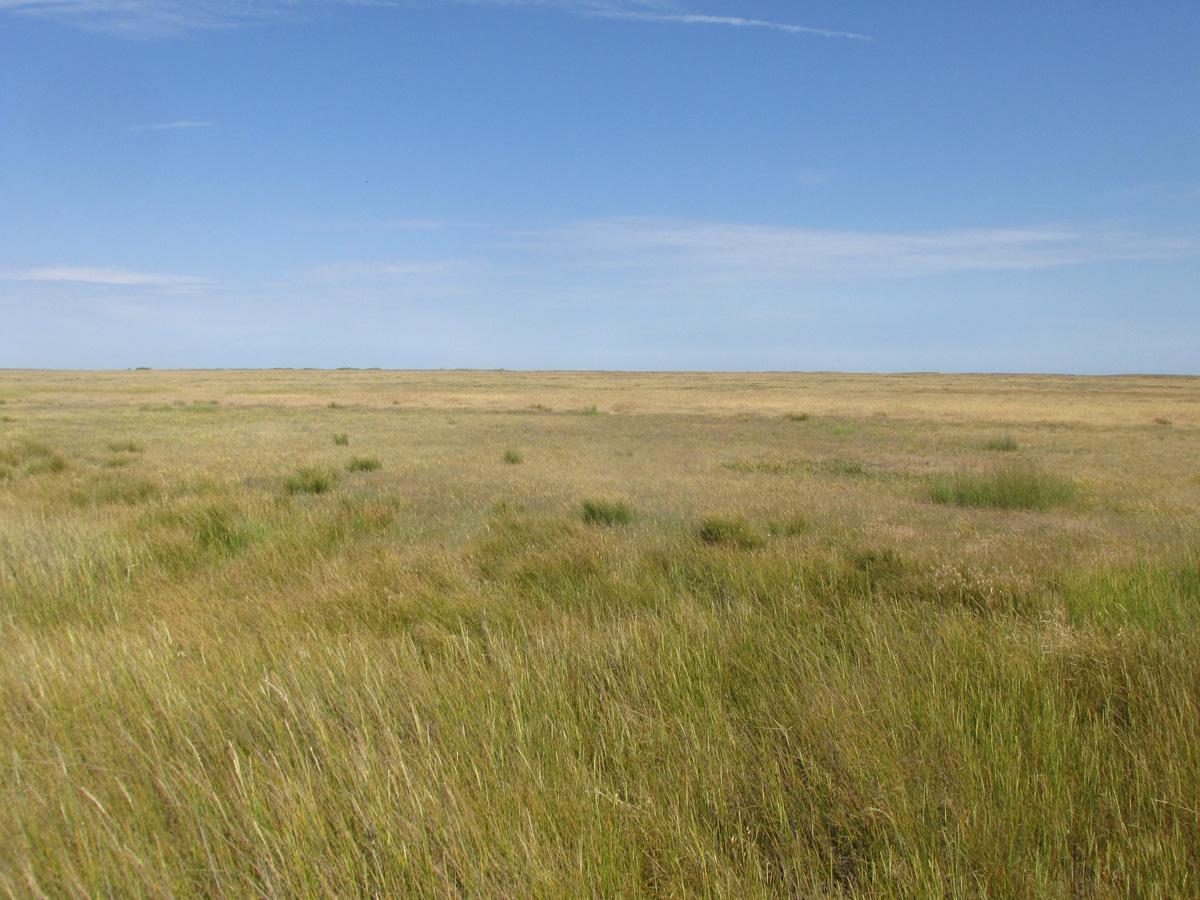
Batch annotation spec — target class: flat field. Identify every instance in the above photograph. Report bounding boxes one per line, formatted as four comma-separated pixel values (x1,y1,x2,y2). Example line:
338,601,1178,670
1,369,1198,898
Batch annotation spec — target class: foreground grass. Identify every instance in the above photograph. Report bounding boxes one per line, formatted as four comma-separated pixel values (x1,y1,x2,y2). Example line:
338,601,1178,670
1,370,1198,899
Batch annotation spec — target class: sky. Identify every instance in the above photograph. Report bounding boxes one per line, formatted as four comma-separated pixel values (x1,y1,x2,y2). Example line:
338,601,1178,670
1,1,1197,372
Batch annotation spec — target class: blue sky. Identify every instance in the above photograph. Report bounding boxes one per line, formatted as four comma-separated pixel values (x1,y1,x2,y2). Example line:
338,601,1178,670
1,1,1197,372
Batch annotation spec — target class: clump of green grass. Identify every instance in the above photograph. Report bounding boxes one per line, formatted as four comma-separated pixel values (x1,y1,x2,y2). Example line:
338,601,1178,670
695,514,765,549
345,456,381,473
581,498,633,526
580,405,599,415
929,464,1077,511
328,401,343,409
503,449,523,464
529,403,552,412
332,432,349,446
768,514,808,537
785,412,810,421
283,466,340,494
1,439,68,477
108,440,144,453
983,435,1019,452
1154,417,1172,426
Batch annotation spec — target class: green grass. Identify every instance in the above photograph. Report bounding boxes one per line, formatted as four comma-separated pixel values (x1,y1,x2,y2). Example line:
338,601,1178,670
723,457,870,477
580,497,633,526
0,439,68,477
983,434,1019,451
695,514,766,549
328,401,343,409
929,463,1077,510
332,432,349,446
503,449,523,464
283,466,340,494
784,412,810,421
345,456,382,473
108,439,144,453
579,404,599,415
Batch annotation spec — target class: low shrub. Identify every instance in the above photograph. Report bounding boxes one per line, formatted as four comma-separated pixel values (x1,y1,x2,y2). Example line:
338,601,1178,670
581,498,633,526
929,464,1076,511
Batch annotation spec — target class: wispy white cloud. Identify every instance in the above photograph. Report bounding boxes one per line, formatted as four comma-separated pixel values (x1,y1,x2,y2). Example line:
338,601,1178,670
585,10,871,40
127,120,214,131
0,0,870,40
518,217,1200,282
2,265,215,288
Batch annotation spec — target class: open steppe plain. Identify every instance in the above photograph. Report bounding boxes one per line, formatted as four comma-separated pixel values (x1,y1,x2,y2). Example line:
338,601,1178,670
1,369,1198,898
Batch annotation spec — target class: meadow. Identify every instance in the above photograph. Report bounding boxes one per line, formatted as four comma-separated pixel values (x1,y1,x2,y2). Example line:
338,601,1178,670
1,368,1198,899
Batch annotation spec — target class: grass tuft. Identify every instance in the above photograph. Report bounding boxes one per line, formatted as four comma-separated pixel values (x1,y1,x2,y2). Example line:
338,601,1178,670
929,463,1077,511
768,514,808,536
983,435,1019,451
1154,417,1172,426
696,514,766,549
108,440,144,453
328,401,343,409
580,404,599,415
283,466,340,494
1,439,69,476
345,456,382,473
581,498,633,526
332,432,349,446
503,449,523,464
785,412,811,421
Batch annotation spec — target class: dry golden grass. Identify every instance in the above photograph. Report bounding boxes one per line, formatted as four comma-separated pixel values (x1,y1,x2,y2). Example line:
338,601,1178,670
1,369,1198,898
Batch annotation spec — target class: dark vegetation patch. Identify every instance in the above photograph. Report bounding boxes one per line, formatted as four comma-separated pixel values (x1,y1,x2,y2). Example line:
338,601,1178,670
695,515,766,550
345,456,382,473
929,464,1077,511
284,466,340,494
723,457,871,478
581,498,633,526
983,435,1019,452
0,439,68,478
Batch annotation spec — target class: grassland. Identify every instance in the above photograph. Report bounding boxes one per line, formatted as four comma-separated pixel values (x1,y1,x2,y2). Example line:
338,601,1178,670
1,369,1198,899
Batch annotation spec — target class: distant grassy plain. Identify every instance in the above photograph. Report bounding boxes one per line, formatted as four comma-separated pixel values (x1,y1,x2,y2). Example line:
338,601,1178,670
1,369,1198,898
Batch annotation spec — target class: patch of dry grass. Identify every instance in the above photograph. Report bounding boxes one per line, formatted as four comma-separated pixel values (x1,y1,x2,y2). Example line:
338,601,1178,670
1,369,1198,898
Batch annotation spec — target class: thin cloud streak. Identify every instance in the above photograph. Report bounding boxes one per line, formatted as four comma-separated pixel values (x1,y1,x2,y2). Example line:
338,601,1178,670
0,0,871,39
588,10,872,40
521,218,1200,281
3,266,215,287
